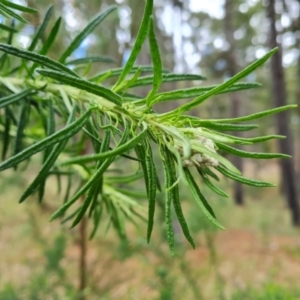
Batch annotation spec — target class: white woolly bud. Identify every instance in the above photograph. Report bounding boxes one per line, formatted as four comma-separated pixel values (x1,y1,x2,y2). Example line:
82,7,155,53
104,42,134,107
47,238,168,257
191,153,203,166
204,139,215,152
182,159,193,167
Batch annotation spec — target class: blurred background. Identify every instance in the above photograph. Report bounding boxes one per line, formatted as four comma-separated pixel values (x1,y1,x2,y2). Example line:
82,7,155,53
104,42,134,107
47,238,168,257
1,0,300,299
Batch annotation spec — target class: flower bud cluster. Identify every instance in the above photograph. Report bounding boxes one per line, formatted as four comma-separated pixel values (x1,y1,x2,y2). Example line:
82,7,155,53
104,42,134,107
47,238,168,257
175,129,219,168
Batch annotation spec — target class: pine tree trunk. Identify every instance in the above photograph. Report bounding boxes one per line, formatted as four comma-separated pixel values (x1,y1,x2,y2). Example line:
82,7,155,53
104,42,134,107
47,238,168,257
267,0,300,225
79,214,87,300
224,0,244,205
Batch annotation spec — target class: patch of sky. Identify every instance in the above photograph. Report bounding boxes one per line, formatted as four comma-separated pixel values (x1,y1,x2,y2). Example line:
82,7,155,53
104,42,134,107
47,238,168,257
215,58,227,71
189,0,224,19
283,49,299,67
234,28,245,40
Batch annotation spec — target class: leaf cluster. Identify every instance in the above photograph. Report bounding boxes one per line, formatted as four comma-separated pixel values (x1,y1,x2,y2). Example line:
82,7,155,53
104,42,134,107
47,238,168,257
0,0,294,253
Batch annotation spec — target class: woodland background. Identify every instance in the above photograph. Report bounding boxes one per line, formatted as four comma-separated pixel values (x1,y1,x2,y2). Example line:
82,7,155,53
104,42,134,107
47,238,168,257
1,0,300,299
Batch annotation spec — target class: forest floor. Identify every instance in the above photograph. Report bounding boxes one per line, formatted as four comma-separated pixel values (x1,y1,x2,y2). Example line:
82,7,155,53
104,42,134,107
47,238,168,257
1,161,300,300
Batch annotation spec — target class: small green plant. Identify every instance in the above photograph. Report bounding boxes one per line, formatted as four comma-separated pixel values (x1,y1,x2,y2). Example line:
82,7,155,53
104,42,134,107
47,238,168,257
232,283,300,300
0,0,295,255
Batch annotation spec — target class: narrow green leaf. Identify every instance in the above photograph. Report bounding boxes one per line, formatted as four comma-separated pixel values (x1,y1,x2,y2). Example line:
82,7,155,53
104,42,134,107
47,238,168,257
105,172,144,184
0,44,79,77
200,105,297,123
28,17,62,75
135,141,161,195
20,139,68,203
37,99,57,202
83,127,140,162
128,73,206,88
217,142,291,159
115,188,147,198
184,168,224,230
115,67,142,92
86,130,111,221
89,65,169,82
110,201,127,239
122,93,143,101
28,6,53,51
50,157,114,221
99,129,112,159
1,0,37,14
216,164,275,187
197,168,228,198
161,147,175,255
146,17,162,105
59,124,147,165
2,107,11,161
200,123,258,132
88,177,103,218
18,105,77,203
153,82,260,104
0,89,33,109
61,206,81,224
0,23,17,33
114,0,153,87
0,2,27,23
63,174,73,204
0,108,92,171
163,147,195,249
50,125,121,221
84,119,101,152
66,56,116,65
36,69,122,106
59,6,117,63
244,135,286,143
144,141,157,243
165,48,278,116
0,19,15,69
89,206,103,239
203,167,220,181
201,128,285,145
71,183,99,228
200,128,253,145
87,129,110,219
46,100,56,136
14,99,29,158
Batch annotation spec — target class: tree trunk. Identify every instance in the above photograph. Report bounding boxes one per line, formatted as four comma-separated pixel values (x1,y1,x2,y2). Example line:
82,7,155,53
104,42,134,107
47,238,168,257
294,0,300,172
224,0,244,205
79,214,87,300
267,0,300,225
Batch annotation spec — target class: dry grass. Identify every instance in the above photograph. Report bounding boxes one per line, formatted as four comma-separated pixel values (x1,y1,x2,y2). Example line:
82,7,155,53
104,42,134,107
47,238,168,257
1,161,300,299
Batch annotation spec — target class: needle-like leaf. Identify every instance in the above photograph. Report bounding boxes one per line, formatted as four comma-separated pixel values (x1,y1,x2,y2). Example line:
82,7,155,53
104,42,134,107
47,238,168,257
0,44,79,77
216,165,276,187
184,168,224,230
19,105,77,203
0,108,92,171
0,89,33,109
37,69,122,106
28,6,53,52
0,2,28,23
115,0,153,87
162,147,195,249
146,17,162,105
217,142,291,159
59,6,117,63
